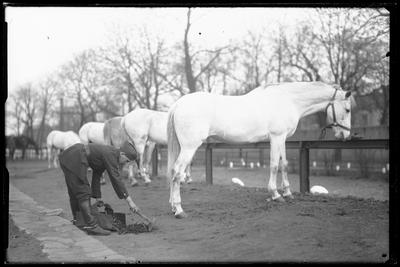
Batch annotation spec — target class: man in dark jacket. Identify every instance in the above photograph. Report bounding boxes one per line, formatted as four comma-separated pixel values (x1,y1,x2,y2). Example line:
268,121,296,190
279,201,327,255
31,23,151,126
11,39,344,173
58,140,141,236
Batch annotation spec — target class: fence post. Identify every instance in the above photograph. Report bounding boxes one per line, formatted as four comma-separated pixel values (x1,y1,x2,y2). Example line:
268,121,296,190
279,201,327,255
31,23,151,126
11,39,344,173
152,145,158,177
299,141,310,193
205,144,213,184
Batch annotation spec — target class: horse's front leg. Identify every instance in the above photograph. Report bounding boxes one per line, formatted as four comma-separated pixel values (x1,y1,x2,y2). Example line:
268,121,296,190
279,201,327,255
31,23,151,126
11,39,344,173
142,142,155,184
126,162,138,186
132,140,148,186
267,136,285,202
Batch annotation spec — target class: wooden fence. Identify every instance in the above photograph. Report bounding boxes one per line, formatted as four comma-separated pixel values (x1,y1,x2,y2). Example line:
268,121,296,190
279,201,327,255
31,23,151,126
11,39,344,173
151,138,389,193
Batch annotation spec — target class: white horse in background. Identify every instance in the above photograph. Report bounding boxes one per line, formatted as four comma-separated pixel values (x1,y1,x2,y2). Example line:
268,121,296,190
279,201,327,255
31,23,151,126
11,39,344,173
78,122,106,145
79,121,107,184
103,116,141,186
122,108,193,184
46,130,81,168
167,81,353,218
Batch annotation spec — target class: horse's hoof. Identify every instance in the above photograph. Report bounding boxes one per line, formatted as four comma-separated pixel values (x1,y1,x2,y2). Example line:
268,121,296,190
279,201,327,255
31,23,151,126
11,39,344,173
273,196,285,202
175,211,187,219
284,194,294,200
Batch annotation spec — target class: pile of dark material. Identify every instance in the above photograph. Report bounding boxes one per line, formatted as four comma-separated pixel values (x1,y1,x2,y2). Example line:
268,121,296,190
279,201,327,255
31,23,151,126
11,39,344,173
95,202,152,234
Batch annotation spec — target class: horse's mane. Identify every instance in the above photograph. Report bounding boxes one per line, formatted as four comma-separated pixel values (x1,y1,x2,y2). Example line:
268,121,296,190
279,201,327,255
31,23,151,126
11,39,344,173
250,82,349,107
258,81,342,93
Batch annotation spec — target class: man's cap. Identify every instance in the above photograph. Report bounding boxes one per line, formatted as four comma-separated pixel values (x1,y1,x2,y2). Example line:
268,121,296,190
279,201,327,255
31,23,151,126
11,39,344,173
119,141,138,161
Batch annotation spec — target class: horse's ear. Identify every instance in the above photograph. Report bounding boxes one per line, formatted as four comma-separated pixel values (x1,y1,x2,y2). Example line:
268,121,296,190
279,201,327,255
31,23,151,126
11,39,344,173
345,91,351,98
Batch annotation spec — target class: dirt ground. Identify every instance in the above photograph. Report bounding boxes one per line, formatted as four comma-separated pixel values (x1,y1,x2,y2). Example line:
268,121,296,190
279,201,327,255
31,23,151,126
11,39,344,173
6,160,389,263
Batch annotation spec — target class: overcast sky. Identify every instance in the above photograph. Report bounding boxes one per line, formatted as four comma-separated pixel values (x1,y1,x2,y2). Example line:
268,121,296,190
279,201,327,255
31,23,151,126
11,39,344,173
6,7,315,92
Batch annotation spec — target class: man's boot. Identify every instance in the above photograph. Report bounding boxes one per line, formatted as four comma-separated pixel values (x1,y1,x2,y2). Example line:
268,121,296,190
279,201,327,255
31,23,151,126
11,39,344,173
79,199,111,236
70,199,80,226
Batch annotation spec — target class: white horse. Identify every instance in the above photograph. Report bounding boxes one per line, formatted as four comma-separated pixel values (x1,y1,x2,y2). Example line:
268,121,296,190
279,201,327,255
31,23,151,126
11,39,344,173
79,121,107,184
46,130,81,168
122,108,192,184
78,122,106,145
103,116,140,186
167,81,353,218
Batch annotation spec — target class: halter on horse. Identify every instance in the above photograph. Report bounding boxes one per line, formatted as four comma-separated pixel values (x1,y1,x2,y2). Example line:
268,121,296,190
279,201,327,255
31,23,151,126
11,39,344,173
319,86,352,139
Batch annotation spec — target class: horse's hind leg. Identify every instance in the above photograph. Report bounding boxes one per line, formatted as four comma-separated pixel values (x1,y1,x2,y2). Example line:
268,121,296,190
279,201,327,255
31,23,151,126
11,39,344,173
47,147,52,168
267,135,285,202
279,142,293,199
170,147,198,218
184,162,193,183
126,162,138,186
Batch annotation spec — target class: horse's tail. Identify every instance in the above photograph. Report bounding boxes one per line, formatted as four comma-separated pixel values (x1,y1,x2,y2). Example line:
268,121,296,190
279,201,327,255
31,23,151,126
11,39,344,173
167,104,181,184
103,119,112,146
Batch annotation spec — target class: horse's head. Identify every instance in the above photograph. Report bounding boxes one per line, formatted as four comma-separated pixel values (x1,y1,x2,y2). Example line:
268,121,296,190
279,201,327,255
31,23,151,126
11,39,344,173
325,88,353,140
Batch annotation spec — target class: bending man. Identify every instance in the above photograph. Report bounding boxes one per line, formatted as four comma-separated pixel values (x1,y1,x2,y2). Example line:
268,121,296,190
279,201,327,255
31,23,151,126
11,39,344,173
58,140,141,235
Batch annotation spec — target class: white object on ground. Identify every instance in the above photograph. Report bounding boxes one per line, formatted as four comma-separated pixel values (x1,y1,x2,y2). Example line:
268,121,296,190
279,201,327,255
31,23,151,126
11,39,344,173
231,177,245,187
310,185,329,195
41,208,63,216
250,162,254,168
382,167,386,174
347,162,351,169
229,162,234,168
312,161,317,167
336,165,340,171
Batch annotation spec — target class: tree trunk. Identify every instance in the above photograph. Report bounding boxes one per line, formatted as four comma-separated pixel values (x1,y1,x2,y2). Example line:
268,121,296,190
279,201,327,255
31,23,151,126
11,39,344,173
184,8,197,93
59,98,65,131
36,110,46,147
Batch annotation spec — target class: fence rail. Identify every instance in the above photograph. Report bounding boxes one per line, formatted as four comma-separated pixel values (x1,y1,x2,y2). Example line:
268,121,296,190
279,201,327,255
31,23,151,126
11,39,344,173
7,139,389,194
152,138,389,193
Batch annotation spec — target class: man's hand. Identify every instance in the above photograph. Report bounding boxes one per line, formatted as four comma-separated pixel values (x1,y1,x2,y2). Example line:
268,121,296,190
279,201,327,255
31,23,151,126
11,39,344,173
129,205,140,213
95,198,104,207
126,196,140,213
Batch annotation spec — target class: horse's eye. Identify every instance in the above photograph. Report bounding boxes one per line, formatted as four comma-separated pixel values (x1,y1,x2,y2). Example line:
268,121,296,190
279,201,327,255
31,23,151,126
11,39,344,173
345,108,350,113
